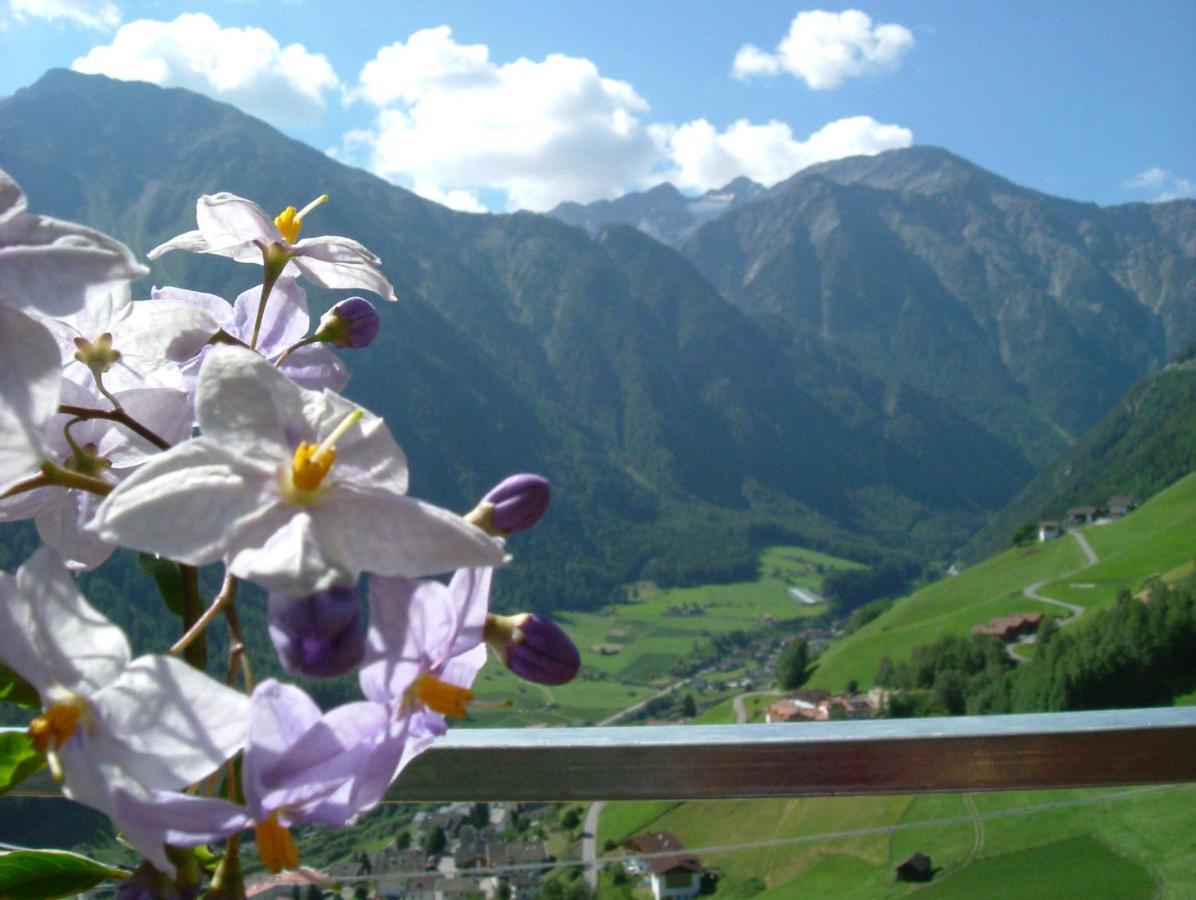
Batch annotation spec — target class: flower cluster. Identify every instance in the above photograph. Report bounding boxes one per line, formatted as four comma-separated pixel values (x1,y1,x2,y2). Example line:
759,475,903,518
0,170,579,893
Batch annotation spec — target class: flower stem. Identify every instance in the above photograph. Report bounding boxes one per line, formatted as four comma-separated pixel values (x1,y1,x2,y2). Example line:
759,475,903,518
179,564,206,671
0,471,50,499
40,460,112,496
250,249,286,351
171,573,237,656
224,598,254,693
57,403,172,451
272,335,317,369
92,369,123,411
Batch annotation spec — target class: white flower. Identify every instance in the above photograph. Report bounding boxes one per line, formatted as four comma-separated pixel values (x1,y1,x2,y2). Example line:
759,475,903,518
0,305,61,493
0,168,147,316
149,192,397,302
0,548,249,824
90,346,504,594
40,281,214,395
0,379,191,570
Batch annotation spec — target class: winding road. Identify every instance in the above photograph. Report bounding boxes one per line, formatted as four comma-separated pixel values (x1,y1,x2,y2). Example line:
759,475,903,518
1007,529,1098,662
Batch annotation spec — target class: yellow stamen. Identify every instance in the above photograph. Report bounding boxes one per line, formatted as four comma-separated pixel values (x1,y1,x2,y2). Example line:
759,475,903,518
254,813,299,874
414,673,474,719
28,697,86,755
273,194,329,244
284,410,362,502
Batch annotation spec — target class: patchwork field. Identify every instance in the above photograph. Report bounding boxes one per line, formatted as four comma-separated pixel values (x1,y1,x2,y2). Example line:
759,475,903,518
465,546,857,727
598,784,1196,898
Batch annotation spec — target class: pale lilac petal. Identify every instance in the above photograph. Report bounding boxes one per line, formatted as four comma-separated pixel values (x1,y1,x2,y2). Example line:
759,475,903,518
0,484,51,521
232,276,309,355
115,788,250,848
280,343,349,394
360,576,452,701
258,701,391,823
345,713,411,817
440,642,487,692
447,566,492,659
92,655,249,789
292,238,397,301
89,440,276,566
243,680,322,817
195,193,277,257
0,547,129,697
0,306,61,491
195,346,303,466
228,510,349,595
315,490,505,580
36,490,114,572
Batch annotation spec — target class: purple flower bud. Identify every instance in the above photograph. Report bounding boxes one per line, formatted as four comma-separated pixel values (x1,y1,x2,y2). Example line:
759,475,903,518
485,613,580,686
481,474,551,535
116,860,200,900
268,586,366,679
314,297,380,349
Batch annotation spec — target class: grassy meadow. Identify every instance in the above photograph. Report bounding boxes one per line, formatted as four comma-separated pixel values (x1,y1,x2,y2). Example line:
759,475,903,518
808,472,1196,692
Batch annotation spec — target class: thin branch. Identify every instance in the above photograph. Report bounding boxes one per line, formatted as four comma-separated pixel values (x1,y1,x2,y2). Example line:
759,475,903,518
273,335,317,369
178,564,206,671
171,573,237,656
57,404,172,452
224,598,254,693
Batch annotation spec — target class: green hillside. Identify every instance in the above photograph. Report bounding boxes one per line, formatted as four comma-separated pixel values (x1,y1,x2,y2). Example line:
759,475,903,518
808,471,1196,692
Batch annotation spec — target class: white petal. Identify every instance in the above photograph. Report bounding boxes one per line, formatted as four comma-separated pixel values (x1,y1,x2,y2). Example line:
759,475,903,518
147,229,211,260
0,169,26,223
293,237,397,301
195,346,305,467
315,490,505,580
91,655,249,788
89,439,274,566
304,386,408,495
227,509,349,594
0,306,61,491
97,387,192,466
120,297,226,363
0,215,147,316
0,547,129,697
36,490,115,571
195,193,277,255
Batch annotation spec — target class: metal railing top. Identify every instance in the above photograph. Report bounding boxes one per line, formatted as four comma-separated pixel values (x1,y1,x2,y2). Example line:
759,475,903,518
386,707,1196,802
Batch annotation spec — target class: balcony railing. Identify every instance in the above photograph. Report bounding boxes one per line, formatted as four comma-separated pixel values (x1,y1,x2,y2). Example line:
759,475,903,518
385,706,1196,801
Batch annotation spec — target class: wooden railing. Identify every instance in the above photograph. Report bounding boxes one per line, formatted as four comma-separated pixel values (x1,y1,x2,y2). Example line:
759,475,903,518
386,707,1196,801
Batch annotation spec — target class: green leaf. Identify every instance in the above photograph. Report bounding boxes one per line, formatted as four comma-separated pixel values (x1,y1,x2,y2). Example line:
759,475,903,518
0,732,44,797
137,552,184,617
0,850,129,899
0,663,39,709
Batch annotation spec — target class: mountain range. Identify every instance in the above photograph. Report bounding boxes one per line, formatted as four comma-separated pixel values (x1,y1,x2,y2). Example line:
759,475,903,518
1,69,1194,609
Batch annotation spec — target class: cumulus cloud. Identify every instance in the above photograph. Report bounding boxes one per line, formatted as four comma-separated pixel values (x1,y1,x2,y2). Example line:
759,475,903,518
661,115,913,192
1124,167,1195,202
71,13,340,126
10,0,118,30
346,26,661,211
733,9,914,89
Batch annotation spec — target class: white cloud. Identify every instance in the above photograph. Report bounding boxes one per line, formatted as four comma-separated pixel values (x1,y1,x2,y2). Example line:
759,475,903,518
71,13,340,126
10,0,118,30
1124,167,1194,202
347,27,660,212
733,9,914,90
662,115,913,192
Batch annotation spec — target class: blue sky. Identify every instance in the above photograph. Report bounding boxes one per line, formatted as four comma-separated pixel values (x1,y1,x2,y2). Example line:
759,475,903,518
2,1,1193,212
